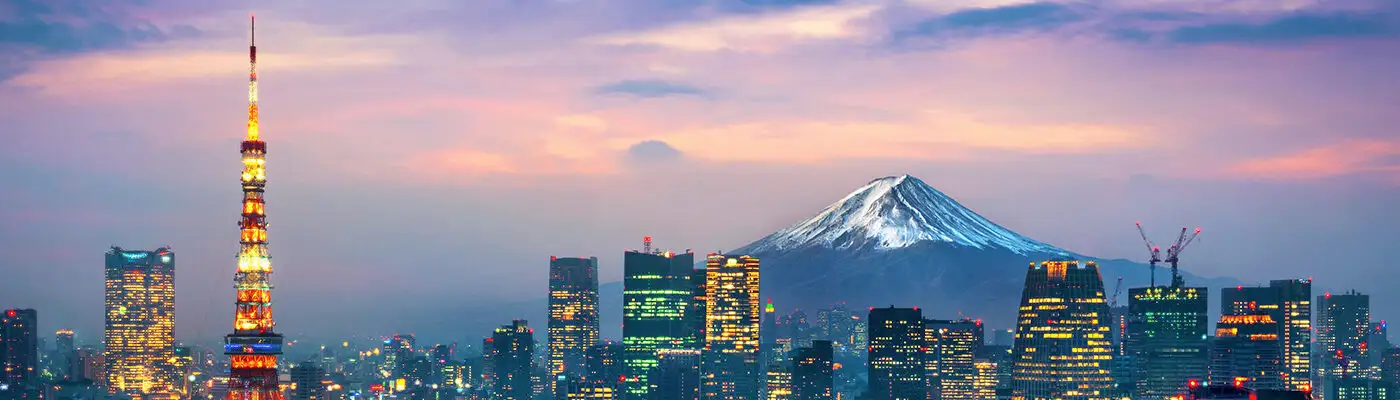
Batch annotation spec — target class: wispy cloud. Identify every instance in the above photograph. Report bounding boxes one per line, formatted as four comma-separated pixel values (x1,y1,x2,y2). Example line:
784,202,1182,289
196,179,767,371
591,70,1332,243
1231,140,1400,179
588,2,881,52
593,79,708,98
1167,13,1394,44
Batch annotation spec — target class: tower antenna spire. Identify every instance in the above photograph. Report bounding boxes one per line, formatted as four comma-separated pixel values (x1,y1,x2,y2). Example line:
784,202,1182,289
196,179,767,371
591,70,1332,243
251,14,255,46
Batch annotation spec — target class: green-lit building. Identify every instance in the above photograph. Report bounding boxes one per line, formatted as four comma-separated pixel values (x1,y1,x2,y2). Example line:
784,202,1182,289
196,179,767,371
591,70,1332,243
1126,285,1209,399
622,246,696,400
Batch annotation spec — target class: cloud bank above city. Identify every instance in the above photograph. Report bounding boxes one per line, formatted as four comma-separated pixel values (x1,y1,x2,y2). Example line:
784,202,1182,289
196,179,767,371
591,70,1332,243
2,0,1399,343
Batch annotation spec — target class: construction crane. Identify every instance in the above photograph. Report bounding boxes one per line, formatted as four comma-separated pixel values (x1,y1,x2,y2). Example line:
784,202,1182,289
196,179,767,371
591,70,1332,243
1109,276,1124,308
1135,222,1162,287
1164,226,1202,288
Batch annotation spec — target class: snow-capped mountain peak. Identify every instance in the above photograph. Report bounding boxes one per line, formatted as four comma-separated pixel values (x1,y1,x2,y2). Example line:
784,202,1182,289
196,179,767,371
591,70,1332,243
744,175,1066,255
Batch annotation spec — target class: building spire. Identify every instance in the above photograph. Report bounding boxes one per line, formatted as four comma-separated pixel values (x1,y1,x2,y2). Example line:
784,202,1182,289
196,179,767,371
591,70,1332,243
246,13,259,142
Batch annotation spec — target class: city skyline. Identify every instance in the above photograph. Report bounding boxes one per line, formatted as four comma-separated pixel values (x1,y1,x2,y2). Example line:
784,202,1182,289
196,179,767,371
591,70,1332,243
4,0,1400,346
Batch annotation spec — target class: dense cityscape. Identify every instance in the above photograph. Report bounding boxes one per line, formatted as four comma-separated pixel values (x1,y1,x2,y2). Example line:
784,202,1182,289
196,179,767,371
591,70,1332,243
2,12,1397,400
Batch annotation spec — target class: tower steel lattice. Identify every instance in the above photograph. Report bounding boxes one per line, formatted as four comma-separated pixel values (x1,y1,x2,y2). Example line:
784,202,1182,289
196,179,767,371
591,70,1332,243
224,14,285,400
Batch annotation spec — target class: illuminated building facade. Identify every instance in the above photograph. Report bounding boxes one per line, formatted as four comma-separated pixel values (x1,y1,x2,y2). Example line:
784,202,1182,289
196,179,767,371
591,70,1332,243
622,244,694,400
654,349,701,400
766,364,793,400
868,307,925,400
973,359,998,400
1210,314,1282,390
1125,285,1209,399
225,16,285,400
1009,260,1116,400
925,318,984,400
104,246,177,397
976,345,1013,399
1319,291,1372,389
492,320,535,400
793,341,834,400
692,268,709,350
550,256,601,398
2,309,39,399
703,254,762,400
1222,280,1312,392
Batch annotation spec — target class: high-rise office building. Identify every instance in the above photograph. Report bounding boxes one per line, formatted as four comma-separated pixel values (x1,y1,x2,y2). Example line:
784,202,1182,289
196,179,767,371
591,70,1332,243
976,345,1012,399
2,309,40,399
1009,260,1116,400
692,268,709,350
224,16,285,400
766,363,793,400
1126,285,1209,399
52,329,77,382
793,341,833,400
622,241,694,400
1319,292,1372,388
104,246,177,397
429,344,457,388
1222,280,1313,392
587,343,625,384
77,346,103,383
703,254,762,400
925,318,984,400
1382,348,1400,387
868,307,925,400
654,349,702,400
492,320,535,400
1210,314,1282,390
290,362,325,400
550,256,601,398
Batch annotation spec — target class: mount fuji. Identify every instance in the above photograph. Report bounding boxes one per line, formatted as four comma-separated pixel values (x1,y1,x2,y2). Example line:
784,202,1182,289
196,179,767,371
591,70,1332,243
731,174,1238,327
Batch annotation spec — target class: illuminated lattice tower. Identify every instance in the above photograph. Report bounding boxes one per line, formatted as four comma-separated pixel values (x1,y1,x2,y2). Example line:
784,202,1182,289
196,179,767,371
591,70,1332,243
225,15,284,400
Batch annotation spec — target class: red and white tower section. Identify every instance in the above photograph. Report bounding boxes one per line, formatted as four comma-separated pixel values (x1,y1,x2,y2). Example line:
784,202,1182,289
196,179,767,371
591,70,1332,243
225,15,284,400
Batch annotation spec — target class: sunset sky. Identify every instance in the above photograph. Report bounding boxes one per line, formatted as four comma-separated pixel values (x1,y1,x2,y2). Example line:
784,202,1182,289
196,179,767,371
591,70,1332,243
3,0,1399,344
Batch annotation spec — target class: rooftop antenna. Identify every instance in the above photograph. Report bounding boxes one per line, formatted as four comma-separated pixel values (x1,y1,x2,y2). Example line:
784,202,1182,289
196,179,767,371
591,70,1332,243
643,236,652,254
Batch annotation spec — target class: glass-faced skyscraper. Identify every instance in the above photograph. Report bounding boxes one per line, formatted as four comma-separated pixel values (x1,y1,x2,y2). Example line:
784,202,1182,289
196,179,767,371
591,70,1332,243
925,318,984,400
1,309,39,399
549,256,601,396
1125,285,1208,399
1318,291,1371,388
1009,260,1116,400
492,320,536,400
868,307,925,400
622,243,695,400
703,254,762,400
104,246,176,397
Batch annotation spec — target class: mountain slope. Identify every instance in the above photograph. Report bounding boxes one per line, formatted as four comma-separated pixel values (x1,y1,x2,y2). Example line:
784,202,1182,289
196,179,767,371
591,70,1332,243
732,174,1237,328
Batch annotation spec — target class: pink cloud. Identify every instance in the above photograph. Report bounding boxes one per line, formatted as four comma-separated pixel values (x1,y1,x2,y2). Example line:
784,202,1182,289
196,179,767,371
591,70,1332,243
1230,140,1400,179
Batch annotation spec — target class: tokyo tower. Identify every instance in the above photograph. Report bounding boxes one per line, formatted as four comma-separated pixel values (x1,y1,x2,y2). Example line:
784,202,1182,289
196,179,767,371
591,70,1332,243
224,15,285,400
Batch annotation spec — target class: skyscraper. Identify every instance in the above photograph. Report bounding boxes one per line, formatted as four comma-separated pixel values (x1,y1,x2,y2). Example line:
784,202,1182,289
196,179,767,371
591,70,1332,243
622,241,694,400
587,343,625,385
692,268,709,350
1009,260,1116,400
290,362,325,400
765,363,793,400
550,256,601,398
225,16,285,400
792,341,833,400
2,309,39,399
925,318,984,400
1221,279,1313,392
52,329,77,382
1318,291,1371,388
1126,285,1209,399
1210,314,1282,390
653,349,702,400
492,320,536,400
104,246,177,397
868,307,925,400
703,254,762,400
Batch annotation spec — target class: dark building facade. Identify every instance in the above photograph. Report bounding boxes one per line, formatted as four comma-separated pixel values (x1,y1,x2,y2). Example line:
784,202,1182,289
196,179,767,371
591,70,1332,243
550,256,601,398
1126,285,1209,399
1009,260,1116,400
1210,314,1282,390
622,246,695,400
290,361,325,400
653,349,702,400
1,309,40,399
1318,291,1371,392
793,341,833,400
868,307,925,400
492,320,536,400
1220,280,1312,392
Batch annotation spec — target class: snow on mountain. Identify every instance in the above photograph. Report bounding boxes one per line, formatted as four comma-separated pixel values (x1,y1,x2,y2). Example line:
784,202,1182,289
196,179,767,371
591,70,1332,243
742,175,1067,255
